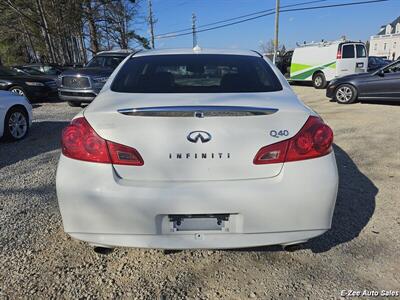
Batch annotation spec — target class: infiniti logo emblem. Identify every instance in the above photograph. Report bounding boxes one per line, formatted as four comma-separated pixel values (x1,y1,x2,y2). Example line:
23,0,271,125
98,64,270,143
187,131,212,143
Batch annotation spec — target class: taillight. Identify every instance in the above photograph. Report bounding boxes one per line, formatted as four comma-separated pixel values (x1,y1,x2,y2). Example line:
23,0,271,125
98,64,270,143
61,117,144,166
107,141,144,166
285,116,333,162
254,116,333,165
336,47,342,59
62,117,110,163
253,140,289,165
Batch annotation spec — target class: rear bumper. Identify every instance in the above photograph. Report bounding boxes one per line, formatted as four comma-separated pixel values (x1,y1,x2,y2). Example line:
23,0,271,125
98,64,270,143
56,152,338,249
71,230,326,249
326,84,336,99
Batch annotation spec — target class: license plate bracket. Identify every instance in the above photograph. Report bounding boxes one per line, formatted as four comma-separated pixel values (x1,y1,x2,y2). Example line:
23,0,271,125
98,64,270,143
169,214,229,232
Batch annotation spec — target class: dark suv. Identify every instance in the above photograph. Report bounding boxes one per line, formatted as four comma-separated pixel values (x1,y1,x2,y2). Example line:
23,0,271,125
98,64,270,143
58,50,132,107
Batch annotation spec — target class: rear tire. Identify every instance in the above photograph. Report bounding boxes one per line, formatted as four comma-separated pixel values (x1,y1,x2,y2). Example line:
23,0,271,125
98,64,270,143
68,101,81,107
312,73,327,89
3,107,29,141
335,84,358,104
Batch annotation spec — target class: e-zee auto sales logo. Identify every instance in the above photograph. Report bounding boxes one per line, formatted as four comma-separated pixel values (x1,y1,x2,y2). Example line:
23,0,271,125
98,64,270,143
340,290,400,297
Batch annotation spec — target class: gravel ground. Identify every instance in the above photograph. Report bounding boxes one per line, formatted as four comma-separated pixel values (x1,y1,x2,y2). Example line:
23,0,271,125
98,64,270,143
0,88,399,299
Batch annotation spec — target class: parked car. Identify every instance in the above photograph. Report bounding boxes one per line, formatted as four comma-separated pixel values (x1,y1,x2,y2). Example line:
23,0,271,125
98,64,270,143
289,40,368,89
326,59,400,104
0,66,58,102
375,56,392,64
12,66,47,76
368,56,390,72
57,48,338,250
62,63,84,69
24,63,64,75
58,49,132,107
0,90,32,141
12,66,59,81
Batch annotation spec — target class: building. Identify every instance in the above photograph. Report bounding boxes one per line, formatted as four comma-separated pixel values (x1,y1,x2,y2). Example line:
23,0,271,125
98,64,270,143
369,16,400,60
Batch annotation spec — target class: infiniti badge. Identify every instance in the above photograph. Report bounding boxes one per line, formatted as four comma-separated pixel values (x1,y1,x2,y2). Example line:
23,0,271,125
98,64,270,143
187,131,212,143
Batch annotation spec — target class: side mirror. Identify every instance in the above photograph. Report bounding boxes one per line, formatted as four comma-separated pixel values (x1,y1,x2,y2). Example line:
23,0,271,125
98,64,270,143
376,69,385,77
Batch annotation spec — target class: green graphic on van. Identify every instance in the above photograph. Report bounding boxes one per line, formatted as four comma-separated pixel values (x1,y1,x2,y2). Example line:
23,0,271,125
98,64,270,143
290,61,336,80
290,63,312,73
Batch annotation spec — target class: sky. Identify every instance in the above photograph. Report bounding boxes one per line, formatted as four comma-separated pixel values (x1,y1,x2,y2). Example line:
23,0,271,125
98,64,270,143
134,0,400,51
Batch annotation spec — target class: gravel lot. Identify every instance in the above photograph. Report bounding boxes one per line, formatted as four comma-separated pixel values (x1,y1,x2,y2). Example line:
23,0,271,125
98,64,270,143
1,86,399,299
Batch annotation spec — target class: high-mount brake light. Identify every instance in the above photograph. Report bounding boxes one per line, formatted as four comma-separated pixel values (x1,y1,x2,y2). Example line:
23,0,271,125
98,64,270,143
254,116,333,165
61,117,144,166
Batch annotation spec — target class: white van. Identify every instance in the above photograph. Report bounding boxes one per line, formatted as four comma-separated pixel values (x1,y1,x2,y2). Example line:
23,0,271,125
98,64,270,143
289,40,368,88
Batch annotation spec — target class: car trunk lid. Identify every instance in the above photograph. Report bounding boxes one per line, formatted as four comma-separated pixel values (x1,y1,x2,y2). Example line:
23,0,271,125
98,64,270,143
84,91,310,181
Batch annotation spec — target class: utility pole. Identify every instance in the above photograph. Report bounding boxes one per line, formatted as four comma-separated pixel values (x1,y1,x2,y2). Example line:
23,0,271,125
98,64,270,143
192,13,197,48
273,0,280,64
103,5,111,50
148,0,155,49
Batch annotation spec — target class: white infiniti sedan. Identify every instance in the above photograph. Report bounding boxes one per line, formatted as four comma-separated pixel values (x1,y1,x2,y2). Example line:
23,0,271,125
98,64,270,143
56,48,338,250
0,91,32,141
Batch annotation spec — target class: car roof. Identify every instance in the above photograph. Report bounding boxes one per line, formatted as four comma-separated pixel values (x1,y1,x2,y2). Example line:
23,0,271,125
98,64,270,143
96,49,133,56
24,63,61,67
133,48,261,57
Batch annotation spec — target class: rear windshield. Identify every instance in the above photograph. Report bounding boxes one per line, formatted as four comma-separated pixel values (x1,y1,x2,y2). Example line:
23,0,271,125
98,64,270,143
342,45,355,59
21,67,45,75
111,54,283,93
86,55,126,69
356,44,366,58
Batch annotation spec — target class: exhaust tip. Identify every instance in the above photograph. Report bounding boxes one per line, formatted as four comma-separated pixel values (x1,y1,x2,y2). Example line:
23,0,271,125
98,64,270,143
163,249,182,255
281,241,307,252
93,246,114,255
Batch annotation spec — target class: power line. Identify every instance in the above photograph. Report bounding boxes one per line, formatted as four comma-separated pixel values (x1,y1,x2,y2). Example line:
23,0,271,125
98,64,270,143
155,0,389,40
156,0,328,38
281,0,387,13
157,12,275,39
